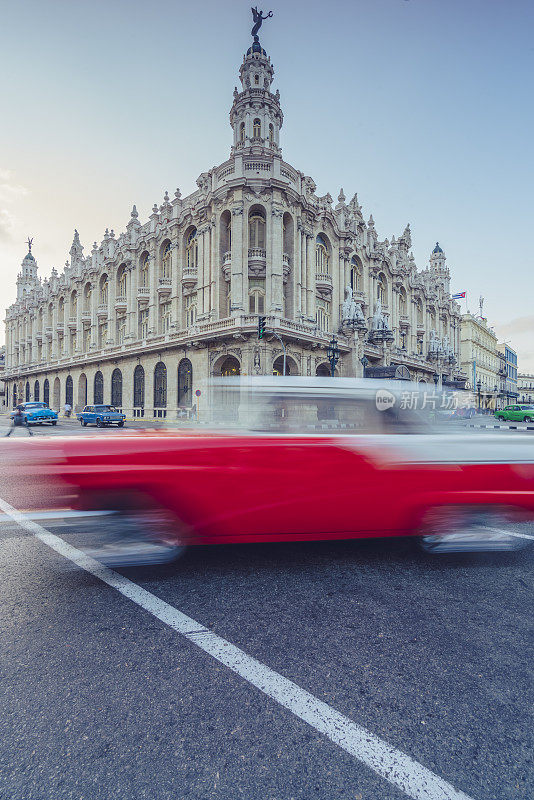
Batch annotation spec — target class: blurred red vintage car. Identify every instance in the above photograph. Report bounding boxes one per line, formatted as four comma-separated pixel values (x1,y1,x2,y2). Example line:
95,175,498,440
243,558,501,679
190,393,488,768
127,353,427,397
4,378,534,565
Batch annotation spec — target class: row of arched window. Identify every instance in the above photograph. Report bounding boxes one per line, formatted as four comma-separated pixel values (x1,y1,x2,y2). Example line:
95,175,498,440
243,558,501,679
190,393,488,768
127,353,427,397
239,120,275,144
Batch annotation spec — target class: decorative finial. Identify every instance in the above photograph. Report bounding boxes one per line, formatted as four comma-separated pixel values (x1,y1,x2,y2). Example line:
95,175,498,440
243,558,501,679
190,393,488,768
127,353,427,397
174,188,181,200
104,228,109,237
164,190,170,203
131,204,138,218
26,236,33,252
110,229,115,238
338,188,346,204
152,203,159,214
368,214,375,227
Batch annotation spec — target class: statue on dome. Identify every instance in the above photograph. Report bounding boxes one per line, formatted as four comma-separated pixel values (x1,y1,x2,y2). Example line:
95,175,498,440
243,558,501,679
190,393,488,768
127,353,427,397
342,286,365,327
251,7,273,38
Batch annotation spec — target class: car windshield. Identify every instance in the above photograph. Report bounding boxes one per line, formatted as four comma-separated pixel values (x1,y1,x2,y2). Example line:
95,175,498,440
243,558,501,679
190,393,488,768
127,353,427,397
24,403,47,409
94,406,118,412
520,405,534,410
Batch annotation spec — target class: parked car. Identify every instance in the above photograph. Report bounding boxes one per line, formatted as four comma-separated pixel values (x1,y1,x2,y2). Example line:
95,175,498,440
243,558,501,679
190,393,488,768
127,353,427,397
77,405,126,427
495,405,534,423
6,379,534,566
10,402,58,426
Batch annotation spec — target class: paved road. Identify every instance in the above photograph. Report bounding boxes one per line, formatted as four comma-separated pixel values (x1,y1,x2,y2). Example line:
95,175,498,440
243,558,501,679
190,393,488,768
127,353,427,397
0,427,533,800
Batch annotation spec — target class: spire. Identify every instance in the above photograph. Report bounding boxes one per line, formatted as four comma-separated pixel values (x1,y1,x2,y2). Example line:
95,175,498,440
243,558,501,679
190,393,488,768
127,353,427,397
229,13,283,156
17,238,38,300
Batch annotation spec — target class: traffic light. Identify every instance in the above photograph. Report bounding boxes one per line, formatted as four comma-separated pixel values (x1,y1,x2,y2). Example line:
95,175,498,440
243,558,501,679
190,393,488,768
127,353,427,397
258,316,267,340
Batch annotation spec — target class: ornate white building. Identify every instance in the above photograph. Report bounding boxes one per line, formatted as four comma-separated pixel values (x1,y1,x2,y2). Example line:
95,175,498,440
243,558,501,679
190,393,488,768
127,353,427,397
4,31,464,418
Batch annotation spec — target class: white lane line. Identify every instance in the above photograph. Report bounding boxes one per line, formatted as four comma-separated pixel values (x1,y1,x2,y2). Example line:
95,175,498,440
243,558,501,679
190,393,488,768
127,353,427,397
480,526,534,541
0,495,474,800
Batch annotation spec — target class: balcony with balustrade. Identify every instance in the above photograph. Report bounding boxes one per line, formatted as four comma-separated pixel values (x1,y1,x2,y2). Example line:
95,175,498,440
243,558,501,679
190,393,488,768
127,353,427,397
115,295,127,310
97,304,108,317
315,272,333,291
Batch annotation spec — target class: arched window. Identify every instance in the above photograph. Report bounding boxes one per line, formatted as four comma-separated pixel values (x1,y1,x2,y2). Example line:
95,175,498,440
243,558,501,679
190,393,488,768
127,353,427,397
65,375,73,407
58,298,65,322
117,267,127,298
186,297,197,327
139,253,149,288
249,212,265,249
186,229,198,270
220,356,240,376
100,276,108,305
70,291,77,316
34,380,40,402
25,381,30,402
161,242,171,279
315,235,330,274
377,273,388,305
350,257,361,292
248,279,265,313
43,379,49,407
133,365,145,416
178,359,193,407
111,368,122,407
254,73,259,85
94,371,104,404
154,362,167,410
316,299,331,332
416,300,424,325
239,122,245,143
253,118,261,138
269,123,274,146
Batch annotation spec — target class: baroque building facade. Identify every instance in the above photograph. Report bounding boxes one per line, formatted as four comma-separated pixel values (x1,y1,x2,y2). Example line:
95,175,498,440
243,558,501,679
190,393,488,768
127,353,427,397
4,34,464,418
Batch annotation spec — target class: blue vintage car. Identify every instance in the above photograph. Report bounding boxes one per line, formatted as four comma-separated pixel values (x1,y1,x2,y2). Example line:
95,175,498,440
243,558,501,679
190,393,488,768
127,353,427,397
78,405,126,428
11,402,58,426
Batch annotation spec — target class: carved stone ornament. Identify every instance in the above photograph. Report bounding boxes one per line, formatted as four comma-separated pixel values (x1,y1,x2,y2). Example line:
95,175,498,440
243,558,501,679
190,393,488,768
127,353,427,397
232,204,244,216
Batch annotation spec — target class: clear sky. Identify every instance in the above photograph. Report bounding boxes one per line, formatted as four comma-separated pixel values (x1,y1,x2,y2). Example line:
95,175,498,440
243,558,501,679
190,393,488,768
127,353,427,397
1,0,533,368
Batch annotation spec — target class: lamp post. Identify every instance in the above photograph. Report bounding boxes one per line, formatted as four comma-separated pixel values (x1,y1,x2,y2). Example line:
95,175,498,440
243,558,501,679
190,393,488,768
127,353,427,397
360,354,369,378
493,384,498,412
327,335,340,377
477,379,482,412
433,372,439,389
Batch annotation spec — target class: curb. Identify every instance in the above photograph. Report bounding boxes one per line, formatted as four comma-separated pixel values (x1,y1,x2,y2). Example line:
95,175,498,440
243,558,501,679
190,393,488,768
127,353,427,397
464,423,534,431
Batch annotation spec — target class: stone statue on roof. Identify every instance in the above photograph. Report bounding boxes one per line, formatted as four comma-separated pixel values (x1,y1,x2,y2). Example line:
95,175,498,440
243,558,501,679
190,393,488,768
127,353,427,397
251,7,273,38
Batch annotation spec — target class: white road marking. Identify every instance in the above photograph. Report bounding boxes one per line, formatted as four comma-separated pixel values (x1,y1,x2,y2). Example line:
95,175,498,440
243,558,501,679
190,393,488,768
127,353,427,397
480,525,534,541
0,495,474,800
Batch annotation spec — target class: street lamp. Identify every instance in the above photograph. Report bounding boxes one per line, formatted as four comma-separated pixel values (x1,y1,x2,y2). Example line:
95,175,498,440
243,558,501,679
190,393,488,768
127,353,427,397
477,379,482,412
360,354,369,377
327,335,340,377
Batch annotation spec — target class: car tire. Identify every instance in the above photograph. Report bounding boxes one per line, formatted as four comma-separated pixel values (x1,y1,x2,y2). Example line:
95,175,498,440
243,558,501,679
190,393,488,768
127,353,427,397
51,421,57,426
419,506,529,554
524,416,532,423
96,418,103,428
118,421,124,428
498,416,505,422
82,497,186,567
82,419,88,427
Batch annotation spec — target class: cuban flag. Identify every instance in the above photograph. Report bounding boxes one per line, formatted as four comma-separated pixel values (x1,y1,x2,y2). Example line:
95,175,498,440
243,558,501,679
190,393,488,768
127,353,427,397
452,292,466,299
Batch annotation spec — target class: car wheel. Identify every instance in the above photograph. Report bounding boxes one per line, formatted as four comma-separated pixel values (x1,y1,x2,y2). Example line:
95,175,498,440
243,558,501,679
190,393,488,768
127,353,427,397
118,421,124,428
498,416,505,422
96,418,103,428
524,416,532,423
419,506,529,553
82,419,88,427
82,499,186,566
51,421,57,426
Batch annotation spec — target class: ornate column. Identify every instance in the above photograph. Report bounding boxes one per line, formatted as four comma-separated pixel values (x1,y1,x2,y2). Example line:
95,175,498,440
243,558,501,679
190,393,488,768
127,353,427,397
51,301,59,359
148,249,157,334
75,280,83,352
90,281,98,349
230,203,244,313
197,227,206,318
306,233,315,322
126,260,138,339
170,241,180,331
107,266,116,344
269,204,284,314
210,219,218,320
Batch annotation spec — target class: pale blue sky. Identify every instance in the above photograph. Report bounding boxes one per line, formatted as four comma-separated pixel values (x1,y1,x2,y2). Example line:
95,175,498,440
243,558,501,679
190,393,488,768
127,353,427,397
1,0,533,367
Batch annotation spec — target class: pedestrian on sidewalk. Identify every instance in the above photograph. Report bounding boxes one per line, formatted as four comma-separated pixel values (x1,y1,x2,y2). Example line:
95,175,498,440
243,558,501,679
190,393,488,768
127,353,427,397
5,407,33,437
64,402,72,418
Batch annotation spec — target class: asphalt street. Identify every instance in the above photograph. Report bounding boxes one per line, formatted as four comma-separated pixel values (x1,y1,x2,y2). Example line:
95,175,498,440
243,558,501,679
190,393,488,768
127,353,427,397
0,423,533,800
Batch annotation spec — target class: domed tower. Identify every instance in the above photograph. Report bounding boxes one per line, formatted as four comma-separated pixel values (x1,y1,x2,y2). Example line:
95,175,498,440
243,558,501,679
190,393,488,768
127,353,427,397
429,242,450,294
16,239,39,300
229,35,283,154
